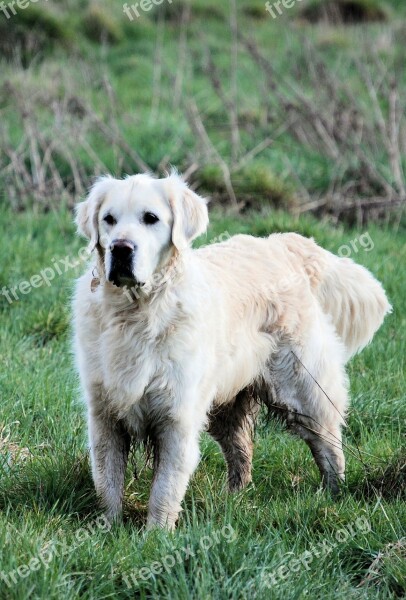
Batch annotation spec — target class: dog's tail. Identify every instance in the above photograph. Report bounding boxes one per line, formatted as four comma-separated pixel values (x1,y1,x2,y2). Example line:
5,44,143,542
316,253,392,358
282,233,392,359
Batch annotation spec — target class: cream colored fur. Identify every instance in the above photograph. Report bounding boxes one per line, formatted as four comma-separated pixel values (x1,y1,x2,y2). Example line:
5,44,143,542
73,171,391,529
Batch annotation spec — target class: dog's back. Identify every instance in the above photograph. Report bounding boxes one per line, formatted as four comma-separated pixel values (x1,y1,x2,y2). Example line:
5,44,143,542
197,231,391,360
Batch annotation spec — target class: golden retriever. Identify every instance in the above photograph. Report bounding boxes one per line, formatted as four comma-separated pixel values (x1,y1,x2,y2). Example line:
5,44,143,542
73,171,391,529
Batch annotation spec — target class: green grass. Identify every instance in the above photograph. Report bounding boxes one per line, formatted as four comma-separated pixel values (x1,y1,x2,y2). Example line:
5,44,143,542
0,206,404,599
0,0,405,597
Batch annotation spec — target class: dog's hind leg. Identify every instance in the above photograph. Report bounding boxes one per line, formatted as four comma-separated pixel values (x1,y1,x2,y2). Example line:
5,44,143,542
208,389,260,492
261,343,348,496
296,422,345,495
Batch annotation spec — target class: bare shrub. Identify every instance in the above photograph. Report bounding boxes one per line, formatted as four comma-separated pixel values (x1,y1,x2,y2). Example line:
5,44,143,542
241,34,405,222
0,76,149,210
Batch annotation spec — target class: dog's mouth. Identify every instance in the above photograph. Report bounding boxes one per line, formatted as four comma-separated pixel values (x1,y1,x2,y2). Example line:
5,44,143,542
108,261,138,288
108,273,144,289
109,274,135,288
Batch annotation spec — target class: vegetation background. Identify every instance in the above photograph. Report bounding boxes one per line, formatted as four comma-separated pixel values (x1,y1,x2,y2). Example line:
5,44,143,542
0,0,405,598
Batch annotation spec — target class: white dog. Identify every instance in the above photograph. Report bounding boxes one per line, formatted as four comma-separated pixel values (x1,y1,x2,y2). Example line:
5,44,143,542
73,171,391,529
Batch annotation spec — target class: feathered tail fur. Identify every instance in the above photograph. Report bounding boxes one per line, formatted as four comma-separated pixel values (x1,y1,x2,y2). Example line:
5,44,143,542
282,233,392,359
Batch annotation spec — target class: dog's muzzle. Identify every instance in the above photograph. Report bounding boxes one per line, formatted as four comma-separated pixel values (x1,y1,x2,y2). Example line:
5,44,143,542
108,239,137,287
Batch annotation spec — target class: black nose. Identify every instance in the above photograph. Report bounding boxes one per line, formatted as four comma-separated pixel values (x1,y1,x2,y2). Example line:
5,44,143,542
110,239,136,259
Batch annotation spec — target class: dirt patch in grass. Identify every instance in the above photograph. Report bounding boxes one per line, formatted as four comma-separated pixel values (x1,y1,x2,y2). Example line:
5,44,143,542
355,452,406,501
300,0,389,24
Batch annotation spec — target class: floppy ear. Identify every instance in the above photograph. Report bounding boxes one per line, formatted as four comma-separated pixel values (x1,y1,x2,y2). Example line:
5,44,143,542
75,175,113,251
166,174,209,251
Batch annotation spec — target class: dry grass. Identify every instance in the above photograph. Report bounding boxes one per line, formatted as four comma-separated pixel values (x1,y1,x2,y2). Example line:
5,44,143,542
0,75,149,210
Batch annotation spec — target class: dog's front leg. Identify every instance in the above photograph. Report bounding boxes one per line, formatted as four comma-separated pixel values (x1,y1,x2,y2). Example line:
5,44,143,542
147,421,201,530
88,403,131,524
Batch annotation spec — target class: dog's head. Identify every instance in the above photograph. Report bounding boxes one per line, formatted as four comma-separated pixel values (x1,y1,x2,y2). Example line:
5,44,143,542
75,172,208,287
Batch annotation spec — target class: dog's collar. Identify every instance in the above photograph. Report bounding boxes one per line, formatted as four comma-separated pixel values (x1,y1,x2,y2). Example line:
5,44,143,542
91,267,100,292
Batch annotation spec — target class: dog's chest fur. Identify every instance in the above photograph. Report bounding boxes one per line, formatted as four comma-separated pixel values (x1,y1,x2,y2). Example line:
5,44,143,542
99,292,190,420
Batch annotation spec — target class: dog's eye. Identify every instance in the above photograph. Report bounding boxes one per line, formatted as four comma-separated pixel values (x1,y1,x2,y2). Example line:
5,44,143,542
143,212,159,225
103,214,116,226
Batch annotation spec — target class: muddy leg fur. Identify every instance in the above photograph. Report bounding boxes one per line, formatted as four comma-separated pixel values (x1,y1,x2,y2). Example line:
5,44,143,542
208,389,260,492
88,400,131,522
257,347,347,496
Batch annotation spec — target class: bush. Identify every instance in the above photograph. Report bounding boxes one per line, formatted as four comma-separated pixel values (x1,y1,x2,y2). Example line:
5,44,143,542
82,4,124,44
242,3,269,20
149,0,190,23
196,164,296,210
300,0,389,24
0,4,70,63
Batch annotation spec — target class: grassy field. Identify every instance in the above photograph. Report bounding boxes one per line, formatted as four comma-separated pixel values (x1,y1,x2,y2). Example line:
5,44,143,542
0,0,405,598
0,206,404,599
